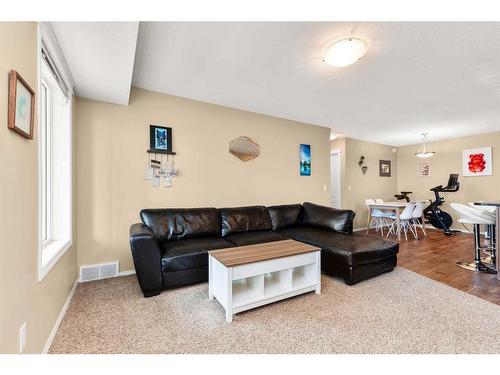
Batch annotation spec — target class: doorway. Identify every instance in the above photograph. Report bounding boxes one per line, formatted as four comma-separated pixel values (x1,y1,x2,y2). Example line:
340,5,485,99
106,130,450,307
330,149,341,208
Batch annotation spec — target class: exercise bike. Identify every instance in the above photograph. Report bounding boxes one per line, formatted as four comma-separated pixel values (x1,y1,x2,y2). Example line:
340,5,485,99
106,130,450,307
423,173,460,236
394,191,413,202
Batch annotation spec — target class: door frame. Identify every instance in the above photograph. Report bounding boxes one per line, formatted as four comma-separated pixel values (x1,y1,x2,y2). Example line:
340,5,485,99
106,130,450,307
330,149,342,209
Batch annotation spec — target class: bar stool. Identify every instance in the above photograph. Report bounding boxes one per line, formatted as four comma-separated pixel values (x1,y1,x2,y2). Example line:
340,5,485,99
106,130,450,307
468,202,496,265
470,203,496,242
450,203,496,273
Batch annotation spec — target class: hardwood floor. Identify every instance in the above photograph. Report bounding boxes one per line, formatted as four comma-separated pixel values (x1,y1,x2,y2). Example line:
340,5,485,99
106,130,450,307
366,228,500,306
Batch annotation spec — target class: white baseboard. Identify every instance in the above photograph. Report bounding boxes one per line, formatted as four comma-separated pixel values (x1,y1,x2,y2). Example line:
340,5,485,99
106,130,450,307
42,278,78,354
118,269,136,276
42,269,135,353
41,268,135,353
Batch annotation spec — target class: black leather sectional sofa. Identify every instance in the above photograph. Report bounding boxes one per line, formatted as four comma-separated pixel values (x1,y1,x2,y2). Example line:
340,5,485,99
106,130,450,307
129,202,399,297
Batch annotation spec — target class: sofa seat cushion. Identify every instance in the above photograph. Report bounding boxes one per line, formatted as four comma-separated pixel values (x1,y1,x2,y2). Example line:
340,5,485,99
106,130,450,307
279,226,398,266
224,231,288,247
161,237,234,272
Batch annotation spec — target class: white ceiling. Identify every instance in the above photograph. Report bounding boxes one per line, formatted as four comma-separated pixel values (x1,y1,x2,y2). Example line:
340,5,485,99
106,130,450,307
51,22,139,105
54,22,500,145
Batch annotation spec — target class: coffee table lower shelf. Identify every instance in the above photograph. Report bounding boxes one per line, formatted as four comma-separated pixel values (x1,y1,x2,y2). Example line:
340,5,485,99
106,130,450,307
208,250,321,322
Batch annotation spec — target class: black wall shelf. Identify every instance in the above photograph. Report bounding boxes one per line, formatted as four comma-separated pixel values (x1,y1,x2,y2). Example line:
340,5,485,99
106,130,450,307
147,149,176,155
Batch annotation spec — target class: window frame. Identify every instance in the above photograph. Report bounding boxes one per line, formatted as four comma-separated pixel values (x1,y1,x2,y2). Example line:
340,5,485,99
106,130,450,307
38,49,73,282
40,78,52,246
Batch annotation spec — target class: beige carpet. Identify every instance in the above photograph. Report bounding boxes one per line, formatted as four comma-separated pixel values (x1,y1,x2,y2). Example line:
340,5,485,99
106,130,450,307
49,268,500,354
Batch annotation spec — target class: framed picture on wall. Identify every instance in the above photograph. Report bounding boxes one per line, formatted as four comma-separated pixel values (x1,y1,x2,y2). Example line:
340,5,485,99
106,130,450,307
463,147,492,177
149,125,173,153
300,144,311,176
417,161,431,177
8,70,35,139
379,160,391,177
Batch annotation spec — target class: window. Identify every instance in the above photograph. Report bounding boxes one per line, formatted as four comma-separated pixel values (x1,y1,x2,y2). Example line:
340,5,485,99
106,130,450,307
38,58,72,280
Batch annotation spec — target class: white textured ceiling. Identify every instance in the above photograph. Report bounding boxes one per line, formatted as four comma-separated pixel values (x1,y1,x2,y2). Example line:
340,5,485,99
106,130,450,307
54,22,500,145
51,22,139,105
132,22,500,146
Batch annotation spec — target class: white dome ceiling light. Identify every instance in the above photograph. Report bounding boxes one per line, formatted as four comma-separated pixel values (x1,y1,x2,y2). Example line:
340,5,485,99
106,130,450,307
323,37,368,68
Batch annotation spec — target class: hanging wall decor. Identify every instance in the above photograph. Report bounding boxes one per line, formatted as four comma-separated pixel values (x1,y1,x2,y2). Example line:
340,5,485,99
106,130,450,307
463,147,492,177
379,160,391,177
149,125,173,153
417,161,431,178
229,136,260,161
300,144,311,176
8,70,35,139
146,125,177,187
358,156,367,175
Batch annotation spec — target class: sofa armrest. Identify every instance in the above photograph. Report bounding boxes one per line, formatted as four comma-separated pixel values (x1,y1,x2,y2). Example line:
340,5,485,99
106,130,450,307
302,202,356,234
129,223,163,297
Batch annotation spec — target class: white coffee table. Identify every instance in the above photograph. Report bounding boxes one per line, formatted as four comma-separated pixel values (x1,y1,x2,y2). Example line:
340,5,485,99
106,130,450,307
208,239,321,322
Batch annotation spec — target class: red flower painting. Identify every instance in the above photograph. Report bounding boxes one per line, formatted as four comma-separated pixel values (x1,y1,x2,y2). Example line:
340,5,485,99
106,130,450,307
468,153,486,173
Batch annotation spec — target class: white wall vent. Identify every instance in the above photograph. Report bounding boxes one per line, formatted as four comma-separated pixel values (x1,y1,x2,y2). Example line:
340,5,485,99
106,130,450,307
79,262,119,282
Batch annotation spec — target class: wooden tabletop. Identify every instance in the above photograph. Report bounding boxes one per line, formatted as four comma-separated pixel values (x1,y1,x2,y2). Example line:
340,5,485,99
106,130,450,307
208,239,320,267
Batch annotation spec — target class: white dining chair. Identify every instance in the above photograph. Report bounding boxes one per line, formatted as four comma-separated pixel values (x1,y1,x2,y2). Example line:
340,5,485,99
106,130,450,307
387,201,417,240
374,198,398,233
411,200,428,238
365,199,396,236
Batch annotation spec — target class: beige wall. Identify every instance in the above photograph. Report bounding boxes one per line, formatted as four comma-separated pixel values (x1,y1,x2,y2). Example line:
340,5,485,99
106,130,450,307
333,132,500,231
397,131,500,230
0,22,77,353
334,138,398,229
342,138,398,228
331,137,346,207
76,87,330,271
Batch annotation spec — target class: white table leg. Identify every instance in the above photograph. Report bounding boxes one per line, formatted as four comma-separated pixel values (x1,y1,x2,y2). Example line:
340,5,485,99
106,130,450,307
225,267,233,322
208,255,214,301
315,251,321,295
396,208,401,241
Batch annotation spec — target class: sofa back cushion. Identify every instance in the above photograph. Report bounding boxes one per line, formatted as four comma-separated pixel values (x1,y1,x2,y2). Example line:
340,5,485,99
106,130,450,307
267,204,302,231
302,202,355,233
140,208,220,241
219,206,272,236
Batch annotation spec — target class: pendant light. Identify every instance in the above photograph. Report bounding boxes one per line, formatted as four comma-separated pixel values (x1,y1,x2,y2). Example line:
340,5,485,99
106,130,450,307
415,133,435,158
